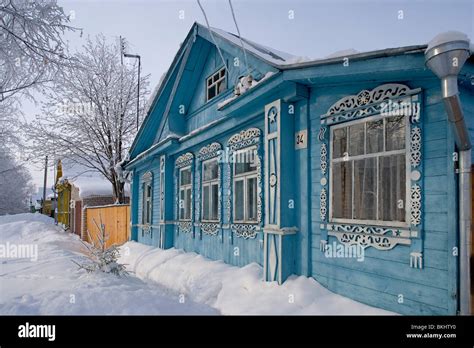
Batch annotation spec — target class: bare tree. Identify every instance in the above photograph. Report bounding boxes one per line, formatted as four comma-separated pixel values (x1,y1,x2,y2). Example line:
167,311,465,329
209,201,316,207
25,35,149,203
0,0,80,101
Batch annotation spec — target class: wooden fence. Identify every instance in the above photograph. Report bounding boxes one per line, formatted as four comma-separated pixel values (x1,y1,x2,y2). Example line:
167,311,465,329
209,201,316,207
84,205,130,248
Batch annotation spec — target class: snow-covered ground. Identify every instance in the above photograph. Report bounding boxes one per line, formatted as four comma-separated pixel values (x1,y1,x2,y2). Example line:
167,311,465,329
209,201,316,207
0,213,393,315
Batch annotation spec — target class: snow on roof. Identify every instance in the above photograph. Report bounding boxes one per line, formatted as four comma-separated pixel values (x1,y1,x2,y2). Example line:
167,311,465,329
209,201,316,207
208,26,306,66
144,72,166,117
427,31,470,52
324,49,360,59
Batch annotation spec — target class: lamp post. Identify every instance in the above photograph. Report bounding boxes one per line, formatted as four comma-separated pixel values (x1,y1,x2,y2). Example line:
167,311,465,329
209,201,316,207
123,53,141,131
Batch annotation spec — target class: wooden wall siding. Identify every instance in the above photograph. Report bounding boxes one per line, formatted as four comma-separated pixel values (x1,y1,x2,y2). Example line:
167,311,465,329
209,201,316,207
85,205,130,248
171,119,266,268
310,80,458,315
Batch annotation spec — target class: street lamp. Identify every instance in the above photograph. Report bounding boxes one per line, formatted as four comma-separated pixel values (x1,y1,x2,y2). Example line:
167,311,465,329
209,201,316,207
123,53,141,131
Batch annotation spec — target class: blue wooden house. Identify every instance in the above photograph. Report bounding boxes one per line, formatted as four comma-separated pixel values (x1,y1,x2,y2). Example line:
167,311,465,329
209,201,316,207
124,23,474,315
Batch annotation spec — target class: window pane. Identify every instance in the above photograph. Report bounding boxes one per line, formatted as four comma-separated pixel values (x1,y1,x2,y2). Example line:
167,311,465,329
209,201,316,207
332,161,352,219
217,80,225,94
354,158,377,220
366,119,383,154
386,116,405,151
211,183,219,220
247,177,257,221
349,123,365,156
203,185,210,220
203,160,218,181
332,127,347,159
234,180,244,221
146,201,150,223
185,188,191,220
379,154,406,222
234,149,257,175
180,168,191,185
208,85,216,100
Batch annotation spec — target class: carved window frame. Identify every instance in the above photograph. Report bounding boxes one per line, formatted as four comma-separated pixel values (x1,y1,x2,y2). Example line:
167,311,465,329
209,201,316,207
225,128,263,239
175,152,194,233
197,142,222,236
318,83,424,265
141,171,153,233
159,156,165,222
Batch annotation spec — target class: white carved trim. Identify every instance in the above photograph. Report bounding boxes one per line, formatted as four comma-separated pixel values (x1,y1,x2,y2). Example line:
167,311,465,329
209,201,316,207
200,222,219,236
320,188,327,221
198,142,222,161
227,128,261,152
142,171,153,182
327,223,411,250
410,184,422,226
324,84,416,116
320,144,327,175
231,224,258,239
410,126,421,167
410,251,423,269
175,152,194,168
176,221,192,233
321,84,421,125
329,230,410,250
328,224,411,237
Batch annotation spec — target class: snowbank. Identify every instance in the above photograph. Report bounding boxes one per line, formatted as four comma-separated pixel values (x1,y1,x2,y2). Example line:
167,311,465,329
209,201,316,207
0,213,54,226
119,241,393,315
0,214,216,315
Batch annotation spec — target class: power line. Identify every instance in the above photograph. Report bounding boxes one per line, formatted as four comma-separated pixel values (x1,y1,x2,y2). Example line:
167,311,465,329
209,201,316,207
228,0,249,74
196,0,228,73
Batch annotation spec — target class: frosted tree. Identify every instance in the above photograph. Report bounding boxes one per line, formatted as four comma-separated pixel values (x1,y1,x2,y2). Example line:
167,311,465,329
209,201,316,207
0,0,79,101
73,217,128,277
25,35,149,203
0,148,33,215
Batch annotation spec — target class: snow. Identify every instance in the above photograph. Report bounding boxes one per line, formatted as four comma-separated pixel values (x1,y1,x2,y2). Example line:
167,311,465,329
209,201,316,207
119,241,394,315
209,25,299,66
427,31,470,52
325,49,360,59
0,214,216,315
0,213,393,315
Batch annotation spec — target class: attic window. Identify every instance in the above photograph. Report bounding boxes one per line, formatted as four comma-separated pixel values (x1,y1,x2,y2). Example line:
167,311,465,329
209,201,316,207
206,67,226,101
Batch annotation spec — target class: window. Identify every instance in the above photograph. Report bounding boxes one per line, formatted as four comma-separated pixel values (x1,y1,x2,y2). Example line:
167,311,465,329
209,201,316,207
206,67,226,101
202,159,219,221
142,177,152,225
179,166,192,220
159,156,165,221
330,115,407,225
233,147,258,223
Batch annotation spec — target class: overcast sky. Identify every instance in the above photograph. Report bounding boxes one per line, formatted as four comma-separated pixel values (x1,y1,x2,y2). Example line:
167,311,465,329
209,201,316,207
22,0,474,189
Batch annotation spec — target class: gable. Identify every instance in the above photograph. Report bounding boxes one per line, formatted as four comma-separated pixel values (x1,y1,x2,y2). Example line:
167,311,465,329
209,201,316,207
129,23,279,160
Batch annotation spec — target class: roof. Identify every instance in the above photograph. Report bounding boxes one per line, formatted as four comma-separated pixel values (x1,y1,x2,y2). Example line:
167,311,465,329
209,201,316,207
128,23,474,163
